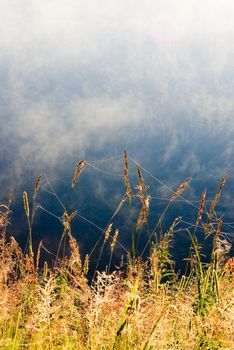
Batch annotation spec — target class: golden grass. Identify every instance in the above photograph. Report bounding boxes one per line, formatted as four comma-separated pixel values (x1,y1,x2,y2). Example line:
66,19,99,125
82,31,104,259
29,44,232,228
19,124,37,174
0,234,233,349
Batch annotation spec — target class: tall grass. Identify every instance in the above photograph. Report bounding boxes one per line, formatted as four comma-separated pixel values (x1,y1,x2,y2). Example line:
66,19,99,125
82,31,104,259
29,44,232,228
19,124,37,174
0,152,233,349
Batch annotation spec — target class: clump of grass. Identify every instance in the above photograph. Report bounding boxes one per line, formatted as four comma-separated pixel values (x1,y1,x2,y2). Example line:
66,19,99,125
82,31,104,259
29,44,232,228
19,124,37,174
0,153,233,349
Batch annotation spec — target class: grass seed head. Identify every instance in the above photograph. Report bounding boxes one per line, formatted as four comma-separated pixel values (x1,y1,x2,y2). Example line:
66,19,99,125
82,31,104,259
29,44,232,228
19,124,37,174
170,177,192,203
195,189,207,227
71,160,86,188
123,150,132,201
111,229,119,251
136,195,151,231
23,191,30,218
105,223,113,242
205,175,227,233
83,254,89,275
33,174,43,199
209,175,227,220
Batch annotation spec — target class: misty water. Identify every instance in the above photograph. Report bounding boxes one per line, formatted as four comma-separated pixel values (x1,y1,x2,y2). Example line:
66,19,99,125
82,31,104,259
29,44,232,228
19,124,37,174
1,1,234,274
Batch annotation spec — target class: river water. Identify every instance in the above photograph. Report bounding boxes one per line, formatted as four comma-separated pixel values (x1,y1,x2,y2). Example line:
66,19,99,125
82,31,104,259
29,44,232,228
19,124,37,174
0,1,234,272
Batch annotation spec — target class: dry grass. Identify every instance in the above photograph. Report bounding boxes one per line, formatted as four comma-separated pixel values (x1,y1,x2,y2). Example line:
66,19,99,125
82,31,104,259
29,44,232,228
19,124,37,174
0,155,233,349
0,234,233,349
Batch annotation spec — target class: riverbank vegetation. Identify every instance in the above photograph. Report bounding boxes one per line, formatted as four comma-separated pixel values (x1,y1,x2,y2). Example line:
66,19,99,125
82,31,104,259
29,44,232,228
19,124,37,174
0,151,233,349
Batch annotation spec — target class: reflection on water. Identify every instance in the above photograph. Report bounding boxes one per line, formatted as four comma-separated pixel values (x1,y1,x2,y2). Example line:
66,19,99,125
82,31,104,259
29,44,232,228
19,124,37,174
1,144,234,273
1,1,234,272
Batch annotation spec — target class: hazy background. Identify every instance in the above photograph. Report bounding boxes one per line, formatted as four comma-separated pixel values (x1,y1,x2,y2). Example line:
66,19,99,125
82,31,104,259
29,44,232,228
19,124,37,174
1,0,234,269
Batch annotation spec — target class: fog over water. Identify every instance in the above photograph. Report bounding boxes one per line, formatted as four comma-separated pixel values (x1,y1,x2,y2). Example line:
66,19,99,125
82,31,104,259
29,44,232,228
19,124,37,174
1,1,234,268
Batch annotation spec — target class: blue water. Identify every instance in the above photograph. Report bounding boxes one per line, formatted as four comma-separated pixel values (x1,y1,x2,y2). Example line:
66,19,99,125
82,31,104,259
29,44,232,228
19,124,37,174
1,140,233,275
1,1,234,274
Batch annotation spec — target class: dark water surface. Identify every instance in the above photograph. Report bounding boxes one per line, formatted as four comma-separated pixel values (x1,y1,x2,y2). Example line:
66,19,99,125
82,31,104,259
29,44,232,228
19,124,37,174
1,1,234,274
1,137,234,275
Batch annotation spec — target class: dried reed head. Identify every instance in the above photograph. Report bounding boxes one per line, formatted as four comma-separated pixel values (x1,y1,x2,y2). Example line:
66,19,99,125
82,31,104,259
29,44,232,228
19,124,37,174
36,240,43,271
136,164,144,185
23,191,30,218
83,254,89,275
62,210,77,233
33,174,43,199
123,150,132,201
104,223,113,242
208,175,227,221
136,195,151,231
134,165,149,198
205,175,227,233
195,189,207,227
170,177,192,203
111,229,119,251
134,165,151,230
71,160,86,188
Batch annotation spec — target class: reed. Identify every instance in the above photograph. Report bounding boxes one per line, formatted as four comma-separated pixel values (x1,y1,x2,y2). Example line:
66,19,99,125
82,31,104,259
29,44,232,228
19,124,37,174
170,177,192,203
33,173,43,200
71,160,86,188
205,175,227,234
123,149,132,201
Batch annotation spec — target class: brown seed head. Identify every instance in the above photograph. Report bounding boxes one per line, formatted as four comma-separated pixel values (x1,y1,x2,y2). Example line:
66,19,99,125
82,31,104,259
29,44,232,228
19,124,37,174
34,174,43,199
123,150,132,201
209,175,227,220
71,160,86,188
195,189,207,227
36,240,43,270
205,176,227,233
170,177,192,203
23,191,30,217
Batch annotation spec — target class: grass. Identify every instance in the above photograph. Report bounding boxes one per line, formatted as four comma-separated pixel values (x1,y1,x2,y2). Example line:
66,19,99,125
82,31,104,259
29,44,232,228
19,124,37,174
0,151,233,349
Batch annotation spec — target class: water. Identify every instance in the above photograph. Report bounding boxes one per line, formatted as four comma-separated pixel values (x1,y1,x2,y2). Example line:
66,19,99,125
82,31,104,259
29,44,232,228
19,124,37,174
1,146,233,274
0,1,234,273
